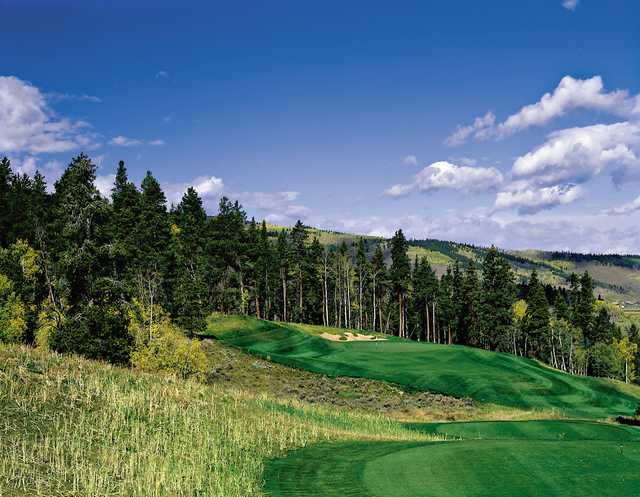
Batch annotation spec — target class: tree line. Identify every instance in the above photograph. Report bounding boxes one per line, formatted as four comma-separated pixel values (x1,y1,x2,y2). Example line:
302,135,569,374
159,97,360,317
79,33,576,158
0,154,637,382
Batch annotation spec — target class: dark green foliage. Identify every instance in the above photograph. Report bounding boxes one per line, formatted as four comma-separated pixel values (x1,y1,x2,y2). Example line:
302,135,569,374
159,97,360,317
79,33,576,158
110,161,141,281
410,257,439,342
572,271,595,342
478,247,516,351
389,230,410,338
171,187,208,335
0,153,622,377
522,270,550,358
589,342,621,378
49,279,132,364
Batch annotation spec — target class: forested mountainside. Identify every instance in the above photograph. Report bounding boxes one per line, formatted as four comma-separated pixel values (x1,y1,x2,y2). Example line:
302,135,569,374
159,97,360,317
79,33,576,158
267,225,640,305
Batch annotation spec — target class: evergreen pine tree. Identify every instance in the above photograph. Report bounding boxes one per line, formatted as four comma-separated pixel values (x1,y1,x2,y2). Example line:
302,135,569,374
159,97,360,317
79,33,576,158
172,187,208,335
459,259,480,345
110,161,141,280
0,158,12,247
522,269,550,358
48,154,131,363
370,244,386,332
389,230,410,337
478,247,516,351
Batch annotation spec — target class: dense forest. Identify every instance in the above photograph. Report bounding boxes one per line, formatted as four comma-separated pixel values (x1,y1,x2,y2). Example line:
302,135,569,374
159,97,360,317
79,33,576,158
0,154,638,382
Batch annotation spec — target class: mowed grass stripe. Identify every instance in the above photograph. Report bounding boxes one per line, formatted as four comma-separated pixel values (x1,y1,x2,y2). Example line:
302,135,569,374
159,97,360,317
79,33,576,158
264,438,640,497
207,316,640,419
406,419,640,441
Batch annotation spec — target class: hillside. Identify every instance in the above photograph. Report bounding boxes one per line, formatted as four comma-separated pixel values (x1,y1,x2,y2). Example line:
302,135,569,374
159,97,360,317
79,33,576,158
267,224,640,305
0,344,429,497
5,318,640,497
207,315,640,419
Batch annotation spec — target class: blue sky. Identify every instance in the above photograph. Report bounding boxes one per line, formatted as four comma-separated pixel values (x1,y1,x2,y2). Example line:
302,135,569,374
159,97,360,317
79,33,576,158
2,0,640,252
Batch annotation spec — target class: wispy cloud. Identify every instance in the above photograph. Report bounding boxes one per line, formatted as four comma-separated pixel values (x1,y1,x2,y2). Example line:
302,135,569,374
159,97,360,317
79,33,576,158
562,0,579,11
403,155,418,166
109,136,142,147
155,70,169,79
445,111,495,147
109,136,166,147
606,196,640,216
46,92,102,103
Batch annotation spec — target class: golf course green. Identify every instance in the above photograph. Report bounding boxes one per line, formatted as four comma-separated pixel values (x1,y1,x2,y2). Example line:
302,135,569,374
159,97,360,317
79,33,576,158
208,316,640,419
263,420,640,497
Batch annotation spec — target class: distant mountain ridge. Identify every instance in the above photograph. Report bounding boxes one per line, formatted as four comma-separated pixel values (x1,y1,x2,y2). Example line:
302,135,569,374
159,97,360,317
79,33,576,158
266,224,640,304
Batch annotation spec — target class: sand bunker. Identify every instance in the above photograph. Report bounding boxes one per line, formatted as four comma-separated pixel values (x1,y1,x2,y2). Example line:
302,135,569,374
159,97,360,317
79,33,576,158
320,332,386,342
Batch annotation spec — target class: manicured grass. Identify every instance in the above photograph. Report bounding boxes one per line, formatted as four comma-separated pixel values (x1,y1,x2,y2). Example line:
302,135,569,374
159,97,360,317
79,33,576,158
0,344,430,497
264,421,640,497
406,419,640,441
207,315,640,419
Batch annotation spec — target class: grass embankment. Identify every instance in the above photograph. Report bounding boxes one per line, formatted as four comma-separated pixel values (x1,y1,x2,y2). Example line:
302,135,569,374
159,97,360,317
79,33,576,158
0,345,434,497
204,338,491,422
208,315,640,419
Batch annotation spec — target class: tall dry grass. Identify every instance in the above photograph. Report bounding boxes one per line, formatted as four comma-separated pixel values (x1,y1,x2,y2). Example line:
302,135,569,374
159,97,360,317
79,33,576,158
0,345,433,497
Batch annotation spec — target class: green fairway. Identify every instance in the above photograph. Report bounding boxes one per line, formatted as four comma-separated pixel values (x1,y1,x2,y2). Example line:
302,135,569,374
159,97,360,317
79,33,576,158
208,316,640,419
264,421,640,497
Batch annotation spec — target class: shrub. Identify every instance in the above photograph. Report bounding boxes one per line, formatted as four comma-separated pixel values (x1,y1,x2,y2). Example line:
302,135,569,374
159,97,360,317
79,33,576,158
131,322,208,379
0,274,27,343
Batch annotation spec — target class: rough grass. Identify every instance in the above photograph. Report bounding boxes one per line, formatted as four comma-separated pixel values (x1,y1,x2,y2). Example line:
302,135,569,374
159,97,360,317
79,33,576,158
208,315,640,419
0,344,435,497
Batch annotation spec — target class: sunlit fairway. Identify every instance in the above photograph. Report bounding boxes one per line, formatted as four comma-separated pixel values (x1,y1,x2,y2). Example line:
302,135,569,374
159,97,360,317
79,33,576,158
206,315,640,419
264,435,640,497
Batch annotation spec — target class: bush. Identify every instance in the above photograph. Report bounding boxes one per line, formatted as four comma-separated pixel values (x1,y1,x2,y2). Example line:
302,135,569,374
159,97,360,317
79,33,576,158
131,323,208,379
0,274,27,343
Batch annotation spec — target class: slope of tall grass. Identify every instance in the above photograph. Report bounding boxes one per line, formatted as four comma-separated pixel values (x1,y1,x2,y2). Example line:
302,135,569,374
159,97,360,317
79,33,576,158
0,344,432,497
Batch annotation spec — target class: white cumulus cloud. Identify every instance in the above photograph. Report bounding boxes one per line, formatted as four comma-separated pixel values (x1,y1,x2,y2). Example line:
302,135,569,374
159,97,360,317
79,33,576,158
511,122,640,187
385,160,503,197
0,75,98,154
95,174,116,198
447,75,638,145
495,183,584,214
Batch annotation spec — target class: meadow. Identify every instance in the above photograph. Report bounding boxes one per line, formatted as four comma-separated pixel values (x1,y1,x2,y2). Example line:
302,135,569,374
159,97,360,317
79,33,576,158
0,344,431,497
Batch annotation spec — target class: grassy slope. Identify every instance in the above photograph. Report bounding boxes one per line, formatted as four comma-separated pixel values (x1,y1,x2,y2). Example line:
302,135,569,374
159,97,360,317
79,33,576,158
207,315,640,419
0,344,432,497
5,321,640,497
204,336,497,422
